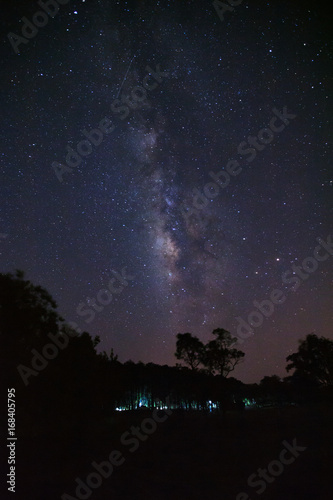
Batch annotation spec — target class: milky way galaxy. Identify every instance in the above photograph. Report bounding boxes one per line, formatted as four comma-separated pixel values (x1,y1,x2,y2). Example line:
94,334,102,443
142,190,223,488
1,0,332,382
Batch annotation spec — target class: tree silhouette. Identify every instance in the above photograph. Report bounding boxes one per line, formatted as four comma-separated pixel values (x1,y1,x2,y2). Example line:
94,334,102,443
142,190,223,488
286,333,333,387
259,375,287,406
175,332,205,371
203,328,245,377
0,269,64,384
0,270,104,437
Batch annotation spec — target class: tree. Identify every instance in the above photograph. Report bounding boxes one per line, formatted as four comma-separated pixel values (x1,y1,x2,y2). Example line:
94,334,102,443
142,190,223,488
259,375,286,405
101,347,119,363
175,332,204,371
260,375,282,388
286,333,333,387
0,269,103,428
0,269,64,383
203,328,245,377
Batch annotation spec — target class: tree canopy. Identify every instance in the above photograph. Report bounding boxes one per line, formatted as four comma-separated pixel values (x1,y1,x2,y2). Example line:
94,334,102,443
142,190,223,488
175,328,245,376
286,333,333,387
175,332,204,371
204,328,245,377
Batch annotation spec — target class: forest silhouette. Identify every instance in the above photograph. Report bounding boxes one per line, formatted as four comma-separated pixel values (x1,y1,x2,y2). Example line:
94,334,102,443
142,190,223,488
2,270,333,500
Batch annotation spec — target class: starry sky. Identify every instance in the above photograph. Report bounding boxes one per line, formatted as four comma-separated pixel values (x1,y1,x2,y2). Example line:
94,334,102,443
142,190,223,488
1,0,332,383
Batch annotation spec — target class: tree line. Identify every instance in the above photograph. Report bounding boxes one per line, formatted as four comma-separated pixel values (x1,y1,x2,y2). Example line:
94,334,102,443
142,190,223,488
1,270,333,443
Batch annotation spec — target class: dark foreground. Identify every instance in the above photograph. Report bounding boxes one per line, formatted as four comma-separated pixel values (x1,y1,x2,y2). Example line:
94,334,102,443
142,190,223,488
16,406,333,500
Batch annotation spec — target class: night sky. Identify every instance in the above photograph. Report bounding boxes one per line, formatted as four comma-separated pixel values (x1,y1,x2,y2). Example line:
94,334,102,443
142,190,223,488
1,0,332,383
